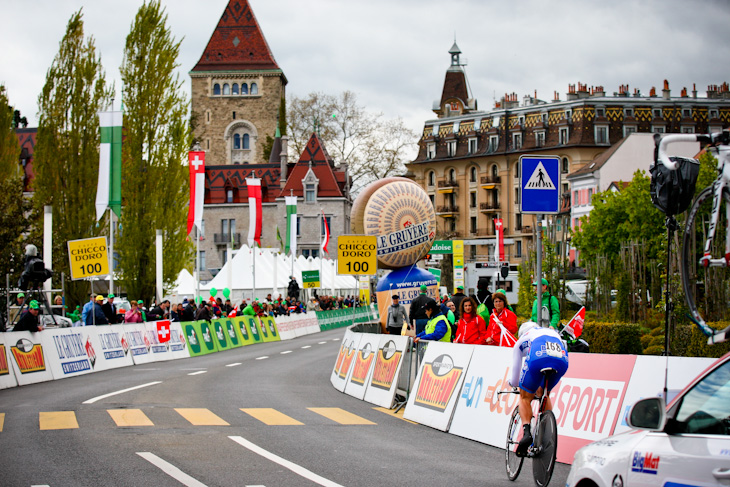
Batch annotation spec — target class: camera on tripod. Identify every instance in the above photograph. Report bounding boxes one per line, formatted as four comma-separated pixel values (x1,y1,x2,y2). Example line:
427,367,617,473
18,244,52,291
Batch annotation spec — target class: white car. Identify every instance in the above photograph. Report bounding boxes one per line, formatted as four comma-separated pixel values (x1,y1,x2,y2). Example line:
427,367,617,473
566,352,730,487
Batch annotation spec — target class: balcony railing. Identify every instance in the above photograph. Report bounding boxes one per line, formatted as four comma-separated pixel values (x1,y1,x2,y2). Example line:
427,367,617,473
476,228,495,237
521,226,532,234
214,233,241,245
436,205,459,214
479,202,501,211
437,179,459,189
480,176,502,185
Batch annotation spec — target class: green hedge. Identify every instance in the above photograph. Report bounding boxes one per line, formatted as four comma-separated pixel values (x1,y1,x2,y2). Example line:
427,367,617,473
581,321,643,355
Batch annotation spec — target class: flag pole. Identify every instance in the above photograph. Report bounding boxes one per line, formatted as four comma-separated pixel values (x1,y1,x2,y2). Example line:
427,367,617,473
196,225,200,305
290,189,295,280
319,209,323,294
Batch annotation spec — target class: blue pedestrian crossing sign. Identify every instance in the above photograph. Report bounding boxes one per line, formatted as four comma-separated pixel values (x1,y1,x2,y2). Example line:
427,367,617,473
520,155,561,214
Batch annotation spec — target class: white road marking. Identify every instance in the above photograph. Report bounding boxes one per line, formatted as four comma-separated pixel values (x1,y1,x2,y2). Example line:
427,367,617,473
318,341,327,345
31,485,50,486
229,436,344,487
137,452,208,487
301,345,311,349
255,356,269,360
226,362,242,367
188,371,207,376
82,381,162,405
280,350,292,355
331,338,339,341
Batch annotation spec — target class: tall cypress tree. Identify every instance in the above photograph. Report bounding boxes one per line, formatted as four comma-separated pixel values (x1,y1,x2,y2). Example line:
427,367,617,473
33,11,112,307
117,0,193,303
0,85,20,180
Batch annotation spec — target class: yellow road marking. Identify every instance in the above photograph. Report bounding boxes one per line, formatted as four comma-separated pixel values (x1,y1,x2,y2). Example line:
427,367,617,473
107,409,154,427
0,413,4,432
175,408,229,426
373,406,417,424
240,408,304,425
307,407,375,425
39,411,79,430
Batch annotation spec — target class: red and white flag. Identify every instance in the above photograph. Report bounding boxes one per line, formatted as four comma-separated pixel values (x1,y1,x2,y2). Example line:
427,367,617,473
246,176,262,248
564,307,586,339
493,218,505,262
156,320,172,343
187,151,206,235
321,210,330,255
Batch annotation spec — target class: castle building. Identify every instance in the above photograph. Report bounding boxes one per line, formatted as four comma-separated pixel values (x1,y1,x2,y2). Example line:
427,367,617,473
406,42,730,266
191,0,351,280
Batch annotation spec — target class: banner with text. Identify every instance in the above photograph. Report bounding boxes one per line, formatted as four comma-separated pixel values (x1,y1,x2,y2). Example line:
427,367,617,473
331,329,362,392
362,335,409,408
40,327,98,380
343,333,380,400
0,333,19,390
122,323,154,365
5,331,54,386
95,326,135,371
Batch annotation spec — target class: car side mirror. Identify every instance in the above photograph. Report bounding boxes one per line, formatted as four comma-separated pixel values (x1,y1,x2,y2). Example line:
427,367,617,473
627,397,666,431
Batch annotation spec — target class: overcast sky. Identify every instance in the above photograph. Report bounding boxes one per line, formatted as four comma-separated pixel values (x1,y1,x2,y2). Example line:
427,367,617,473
2,0,729,149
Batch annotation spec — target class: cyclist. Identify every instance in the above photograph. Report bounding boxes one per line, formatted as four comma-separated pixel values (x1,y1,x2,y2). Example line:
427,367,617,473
508,321,569,457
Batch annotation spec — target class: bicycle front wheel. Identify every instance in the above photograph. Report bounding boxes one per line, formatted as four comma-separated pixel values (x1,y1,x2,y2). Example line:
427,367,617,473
681,186,730,328
505,406,524,481
533,410,557,487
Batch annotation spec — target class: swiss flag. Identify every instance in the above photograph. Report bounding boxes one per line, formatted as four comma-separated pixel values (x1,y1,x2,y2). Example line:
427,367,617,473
187,151,206,235
156,320,172,343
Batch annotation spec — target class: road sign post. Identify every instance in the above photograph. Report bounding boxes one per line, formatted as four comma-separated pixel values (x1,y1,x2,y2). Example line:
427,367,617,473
519,156,560,328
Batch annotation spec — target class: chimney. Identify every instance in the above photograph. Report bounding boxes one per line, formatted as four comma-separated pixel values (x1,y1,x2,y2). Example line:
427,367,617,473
692,83,697,99
279,135,289,189
662,79,670,100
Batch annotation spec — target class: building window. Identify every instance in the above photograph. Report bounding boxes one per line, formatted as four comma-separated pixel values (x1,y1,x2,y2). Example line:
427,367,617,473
652,126,665,134
226,189,234,203
251,83,258,95
470,167,477,183
561,157,569,174
447,140,457,157
427,143,436,160
243,134,250,150
213,83,221,96
491,165,498,179
232,83,239,95
305,183,316,202
565,109,572,121
682,126,695,134
516,213,522,230
516,241,522,258
222,83,230,95
624,126,637,137
448,219,456,232
574,190,580,206
653,109,662,118
535,131,545,147
470,216,477,234
429,194,435,207
468,138,478,154
624,108,633,118
233,133,241,149
559,127,569,145
488,135,498,153
232,111,236,120
199,251,206,270
683,109,691,118
200,219,205,237
321,216,331,235
595,126,609,144
512,133,522,150
296,216,301,237
427,171,435,186
221,218,236,237
206,111,211,123
470,191,477,208
588,188,593,203
514,188,519,205
241,83,248,95
514,162,520,179
596,108,605,118
449,168,456,182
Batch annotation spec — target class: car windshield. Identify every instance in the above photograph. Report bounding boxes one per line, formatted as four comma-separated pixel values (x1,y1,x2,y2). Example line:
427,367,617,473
673,359,730,436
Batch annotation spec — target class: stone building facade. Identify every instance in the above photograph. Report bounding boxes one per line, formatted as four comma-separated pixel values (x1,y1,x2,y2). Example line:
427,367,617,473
191,0,351,280
406,43,730,266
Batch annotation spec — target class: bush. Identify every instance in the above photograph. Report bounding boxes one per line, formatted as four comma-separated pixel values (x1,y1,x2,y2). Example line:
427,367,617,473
581,321,643,355
684,322,730,358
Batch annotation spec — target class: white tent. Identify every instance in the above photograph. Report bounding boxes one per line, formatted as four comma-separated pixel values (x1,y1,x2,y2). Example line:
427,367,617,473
201,245,357,301
163,268,196,302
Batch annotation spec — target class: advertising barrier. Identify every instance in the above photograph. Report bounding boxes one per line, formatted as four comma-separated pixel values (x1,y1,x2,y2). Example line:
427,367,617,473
331,329,362,392
343,333,380,400
198,320,219,354
166,322,192,360
210,319,233,352
5,331,55,386
40,327,98,380
317,308,376,332
230,316,257,346
0,333,18,389
216,318,243,349
182,321,218,357
122,323,154,365
403,341,473,431
258,316,281,343
362,335,409,408
90,326,134,371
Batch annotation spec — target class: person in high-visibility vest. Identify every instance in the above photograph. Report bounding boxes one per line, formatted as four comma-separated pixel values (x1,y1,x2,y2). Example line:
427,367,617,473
414,300,451,343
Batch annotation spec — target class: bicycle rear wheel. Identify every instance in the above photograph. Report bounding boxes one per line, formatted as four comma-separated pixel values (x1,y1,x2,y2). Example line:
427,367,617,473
681,186,730,329
533,410,557,487
505,406,524,481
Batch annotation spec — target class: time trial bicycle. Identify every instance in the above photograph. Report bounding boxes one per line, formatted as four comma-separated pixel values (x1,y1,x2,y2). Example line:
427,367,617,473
499,368,558,487
656,131,730,344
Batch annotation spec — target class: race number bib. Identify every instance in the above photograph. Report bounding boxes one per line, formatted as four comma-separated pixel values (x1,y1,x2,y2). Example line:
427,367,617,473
545,341,563,358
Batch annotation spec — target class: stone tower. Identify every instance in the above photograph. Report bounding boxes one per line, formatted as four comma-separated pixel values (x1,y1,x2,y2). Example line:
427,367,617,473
190,0,287,165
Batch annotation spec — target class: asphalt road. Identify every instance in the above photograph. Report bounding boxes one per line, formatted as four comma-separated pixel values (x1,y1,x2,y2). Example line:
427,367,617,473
0,328,571,487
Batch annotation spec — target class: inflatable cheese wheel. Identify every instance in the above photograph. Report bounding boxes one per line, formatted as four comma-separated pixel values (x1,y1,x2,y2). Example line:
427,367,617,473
350,177,416,234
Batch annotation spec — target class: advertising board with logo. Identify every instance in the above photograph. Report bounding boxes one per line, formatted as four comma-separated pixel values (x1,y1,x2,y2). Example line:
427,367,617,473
141,322,174,362
215,318,242,349
93,326,134,371
0,333,19,390
343,334,380,400
122,323,154,365
403,341,473,431
198,320,219,354
363,335,409,408
230,317,256,347
258,316,281,342
40,327,97,379
210,318,232,352
331,329,362,392
5,331,54,386
166,322,192,360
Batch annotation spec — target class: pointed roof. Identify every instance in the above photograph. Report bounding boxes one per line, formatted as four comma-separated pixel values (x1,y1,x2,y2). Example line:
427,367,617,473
279,133,344,198
192,0,282,73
